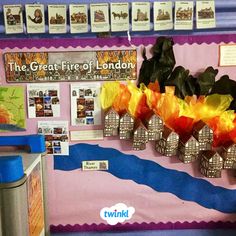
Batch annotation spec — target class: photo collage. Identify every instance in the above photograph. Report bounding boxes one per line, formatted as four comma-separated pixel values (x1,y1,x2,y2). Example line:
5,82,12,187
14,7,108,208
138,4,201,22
27,84,60,118
38,121,69,155
71,83,101,126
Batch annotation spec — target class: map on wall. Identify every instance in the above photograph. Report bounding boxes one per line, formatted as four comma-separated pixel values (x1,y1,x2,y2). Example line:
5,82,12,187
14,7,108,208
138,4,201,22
0,86,26,132
4,50,137,83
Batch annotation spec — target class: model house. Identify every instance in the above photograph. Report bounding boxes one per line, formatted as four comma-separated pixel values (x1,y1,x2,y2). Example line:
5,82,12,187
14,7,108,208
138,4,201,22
178,135,199,163
104,107,120,137
119,112,135,140
200,150,223,178
133,120,148,151
219,143,236,169
144,112,164,141
155,126,179,157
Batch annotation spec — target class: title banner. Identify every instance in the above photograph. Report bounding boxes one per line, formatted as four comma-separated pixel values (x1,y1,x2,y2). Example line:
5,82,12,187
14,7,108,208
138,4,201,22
4,49,137,82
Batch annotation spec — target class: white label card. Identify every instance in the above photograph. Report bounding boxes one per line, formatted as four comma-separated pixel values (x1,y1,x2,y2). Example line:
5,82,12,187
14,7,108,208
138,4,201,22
27,83,60,118
48,5,67,34
71,83,101,126
3,5,24,34
174,1,194,30
196,0,216,29
132,2,150,31
69,4,88,33
110,3,129,32
82,160,109,171
25,4,45,34
90,3,110,32
219,44,236,67
38,121,69,155
154,2,173,31
70,130,104,141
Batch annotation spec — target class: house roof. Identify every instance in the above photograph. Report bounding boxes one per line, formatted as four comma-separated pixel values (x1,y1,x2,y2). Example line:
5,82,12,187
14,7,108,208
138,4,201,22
202,150,221,160
120,111,134,121
193,120,211,132
145,111,162,122
162,125,178,139
134,119,147,131
105,107,119,117
180,135,198,145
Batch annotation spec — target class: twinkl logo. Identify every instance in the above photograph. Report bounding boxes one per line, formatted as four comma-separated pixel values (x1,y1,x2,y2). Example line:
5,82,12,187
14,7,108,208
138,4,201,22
100,203,135,225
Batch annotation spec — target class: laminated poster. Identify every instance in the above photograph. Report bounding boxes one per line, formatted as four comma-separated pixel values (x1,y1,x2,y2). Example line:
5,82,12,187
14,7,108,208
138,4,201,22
48,5,67,34
38,121,69,155
25,4,45,34
0,86,26,132
196,0,216,29
3,5,24,34
27,83,60,118
174,1,194,30
154,1,173,31
110,2,129,32
71,83,101,126
90,3,110,33
132,2,151,31
69,4,88,33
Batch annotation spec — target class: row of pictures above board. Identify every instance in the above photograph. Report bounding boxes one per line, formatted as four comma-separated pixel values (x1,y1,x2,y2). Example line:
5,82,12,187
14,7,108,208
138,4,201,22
3,1,216,34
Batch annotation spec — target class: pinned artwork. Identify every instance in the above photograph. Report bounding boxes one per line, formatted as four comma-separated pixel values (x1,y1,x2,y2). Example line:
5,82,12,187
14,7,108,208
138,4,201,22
200,150,223,178
174,1,194,30
110,2,129,32
196,0,216,29
69,4,88,33
48,5,67,34
27,83,60,118
132,2,151,31
38,121,69,155
90,3,110,32
119,112,135,140
153,1,173,31
104,107,120,137
0,86,26,132
71,83,101,126
25,4,45,34
3,5,23,34
133,120,148,151
155,126,179,157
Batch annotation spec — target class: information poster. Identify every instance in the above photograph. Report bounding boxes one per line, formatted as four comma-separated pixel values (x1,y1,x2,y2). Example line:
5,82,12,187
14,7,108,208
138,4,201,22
132,2,150,31
69,4,88,33
196,0,216,29
71,83,101,126
154,1,173,31
38,121,69,155
4,50,137,82
219,44,236,67
90,3,110,32
3,5,23,34
27,83,60,118
0,86,26,132
174,1,194,30
48,5,67,34
25,4,45,34
110,2,129,32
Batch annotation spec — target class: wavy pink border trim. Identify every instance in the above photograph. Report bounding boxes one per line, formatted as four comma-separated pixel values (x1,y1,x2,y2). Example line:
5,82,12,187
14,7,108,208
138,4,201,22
50,221,236,233
1,34,236,49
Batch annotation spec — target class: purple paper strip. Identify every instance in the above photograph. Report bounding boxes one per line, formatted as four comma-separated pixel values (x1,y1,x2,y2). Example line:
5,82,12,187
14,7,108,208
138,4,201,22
50,221,236,233
1,34,236,49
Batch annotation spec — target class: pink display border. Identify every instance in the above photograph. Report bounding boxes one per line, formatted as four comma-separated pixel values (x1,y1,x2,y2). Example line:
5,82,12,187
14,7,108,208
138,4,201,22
0,34,236,49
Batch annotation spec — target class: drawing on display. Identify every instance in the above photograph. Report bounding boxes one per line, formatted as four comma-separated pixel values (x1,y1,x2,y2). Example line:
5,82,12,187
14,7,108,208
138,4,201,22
28,8,43,24
112,11,128,20
156,9,171,21
134,9,148,21
176,7,193,20
6,7,22,25
71,12,87,23
198,8,214,19
50,13,65,24
94,10,106,22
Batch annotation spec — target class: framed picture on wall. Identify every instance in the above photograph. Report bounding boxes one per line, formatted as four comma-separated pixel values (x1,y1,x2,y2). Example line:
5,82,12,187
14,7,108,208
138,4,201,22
90,3,110,32
25,4,45,34
48,5,67,34
69,4,88,33
3,4,24,34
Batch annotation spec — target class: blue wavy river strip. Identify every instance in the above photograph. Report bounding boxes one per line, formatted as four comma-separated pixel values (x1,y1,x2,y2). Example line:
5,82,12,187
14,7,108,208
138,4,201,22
54,143,236,213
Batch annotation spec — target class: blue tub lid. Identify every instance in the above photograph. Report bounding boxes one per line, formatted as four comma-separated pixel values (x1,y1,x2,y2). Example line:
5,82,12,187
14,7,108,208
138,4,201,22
0,156,24,183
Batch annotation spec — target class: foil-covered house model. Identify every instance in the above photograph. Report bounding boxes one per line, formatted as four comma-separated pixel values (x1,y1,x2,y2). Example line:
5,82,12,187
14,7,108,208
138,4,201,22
155,126,179,157
133,120,148,151
178,135,200,163
219,143,236,169
200,150,223,178
104,107,120,137
144,112,164,141
119,112,135,140
193,121,213,151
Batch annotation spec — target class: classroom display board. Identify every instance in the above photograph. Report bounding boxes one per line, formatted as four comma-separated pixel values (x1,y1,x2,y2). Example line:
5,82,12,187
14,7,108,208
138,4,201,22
0,34,236,232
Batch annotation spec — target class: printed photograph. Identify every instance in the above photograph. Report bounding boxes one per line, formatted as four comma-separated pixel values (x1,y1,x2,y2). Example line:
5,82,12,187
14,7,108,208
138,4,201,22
71,11,87,24
198,7,214,19
156,9,171,21
5,6,22,25
28,8,43,24
176,7,193,21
